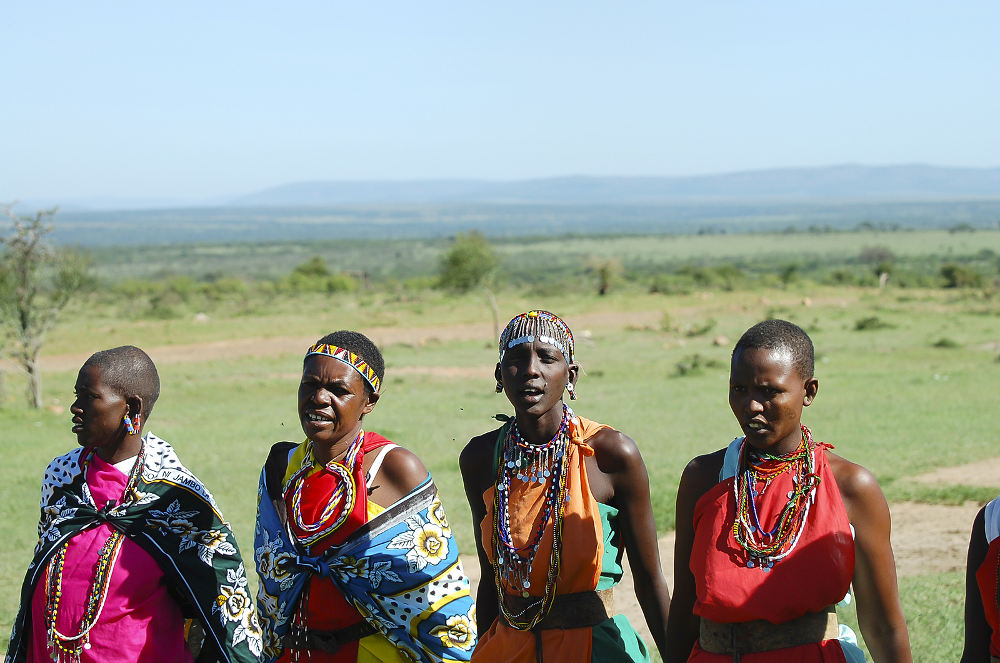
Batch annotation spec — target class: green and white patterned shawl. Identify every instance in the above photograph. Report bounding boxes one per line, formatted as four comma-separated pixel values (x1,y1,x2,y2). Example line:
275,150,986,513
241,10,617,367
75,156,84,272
5,433,262,663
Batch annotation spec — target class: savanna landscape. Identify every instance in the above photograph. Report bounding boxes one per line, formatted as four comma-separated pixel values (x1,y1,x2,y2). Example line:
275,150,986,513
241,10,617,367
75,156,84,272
2,223,999,660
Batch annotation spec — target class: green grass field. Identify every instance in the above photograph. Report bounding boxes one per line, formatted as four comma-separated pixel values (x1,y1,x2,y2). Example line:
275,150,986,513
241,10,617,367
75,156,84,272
2,248,998,658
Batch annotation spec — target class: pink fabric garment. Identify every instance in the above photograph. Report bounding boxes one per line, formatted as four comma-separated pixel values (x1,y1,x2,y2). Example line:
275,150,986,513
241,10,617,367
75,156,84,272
28,452,193,663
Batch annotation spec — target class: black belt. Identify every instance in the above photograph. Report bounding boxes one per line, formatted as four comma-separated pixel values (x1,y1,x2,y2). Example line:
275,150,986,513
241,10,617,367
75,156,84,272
282,620,378,654
502,590,615,663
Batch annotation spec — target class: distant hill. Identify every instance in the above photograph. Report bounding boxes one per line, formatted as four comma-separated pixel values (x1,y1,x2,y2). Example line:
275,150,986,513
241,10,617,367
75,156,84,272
13,164,1000,246
231,165,1000,206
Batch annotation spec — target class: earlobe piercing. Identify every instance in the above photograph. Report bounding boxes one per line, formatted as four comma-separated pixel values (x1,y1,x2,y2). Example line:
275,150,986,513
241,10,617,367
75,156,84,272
566,383,577,400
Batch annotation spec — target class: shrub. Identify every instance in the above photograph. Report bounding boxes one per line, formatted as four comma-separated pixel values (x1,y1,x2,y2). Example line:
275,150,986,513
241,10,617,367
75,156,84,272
854,316,894,331
940,264,983,288
673,353,725,377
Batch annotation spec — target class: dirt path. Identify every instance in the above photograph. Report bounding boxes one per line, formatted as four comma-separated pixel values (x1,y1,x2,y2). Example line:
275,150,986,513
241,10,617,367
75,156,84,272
30,310,669,373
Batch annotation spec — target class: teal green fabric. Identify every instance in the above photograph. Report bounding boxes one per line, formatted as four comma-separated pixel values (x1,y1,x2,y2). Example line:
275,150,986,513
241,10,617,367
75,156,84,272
592,614,650,663
591,503,650,662
596,503,623,591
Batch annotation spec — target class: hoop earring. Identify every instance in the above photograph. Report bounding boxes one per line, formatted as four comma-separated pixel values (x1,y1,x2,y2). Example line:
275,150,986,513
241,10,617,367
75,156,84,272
495,381,504,394
566,383,577,400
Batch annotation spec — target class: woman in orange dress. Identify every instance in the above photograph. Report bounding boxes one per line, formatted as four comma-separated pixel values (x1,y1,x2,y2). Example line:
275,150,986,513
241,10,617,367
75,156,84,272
461,310,669,662
666,319,912,663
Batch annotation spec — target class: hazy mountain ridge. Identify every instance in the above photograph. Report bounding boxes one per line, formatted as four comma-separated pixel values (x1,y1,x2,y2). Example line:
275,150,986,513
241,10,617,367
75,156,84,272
232,164,1000,206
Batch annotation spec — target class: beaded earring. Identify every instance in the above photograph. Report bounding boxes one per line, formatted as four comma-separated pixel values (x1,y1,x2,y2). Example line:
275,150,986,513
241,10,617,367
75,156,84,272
123,413,140,435
566,383,577,400
495,381,504,394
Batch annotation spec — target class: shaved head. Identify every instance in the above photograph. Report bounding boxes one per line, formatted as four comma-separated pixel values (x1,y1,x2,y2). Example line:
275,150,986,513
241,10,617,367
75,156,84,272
83,346,160,416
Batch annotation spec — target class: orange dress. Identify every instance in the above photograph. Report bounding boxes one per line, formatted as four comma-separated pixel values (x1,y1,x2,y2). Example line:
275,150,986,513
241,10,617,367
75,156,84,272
473,416,649,663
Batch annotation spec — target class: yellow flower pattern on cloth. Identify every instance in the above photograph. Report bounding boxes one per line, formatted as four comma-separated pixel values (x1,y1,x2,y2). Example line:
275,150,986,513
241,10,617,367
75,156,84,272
427,495,451,535
387,514,451,572
430,606,477,651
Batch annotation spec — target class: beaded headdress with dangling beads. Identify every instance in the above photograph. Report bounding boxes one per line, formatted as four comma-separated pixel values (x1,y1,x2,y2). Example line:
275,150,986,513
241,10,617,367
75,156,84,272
496,310,577,399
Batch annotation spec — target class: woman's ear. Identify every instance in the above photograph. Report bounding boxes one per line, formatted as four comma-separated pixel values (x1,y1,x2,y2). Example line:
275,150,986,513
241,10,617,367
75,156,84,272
363,390,380,416
126,395,144,419
803,377,819,406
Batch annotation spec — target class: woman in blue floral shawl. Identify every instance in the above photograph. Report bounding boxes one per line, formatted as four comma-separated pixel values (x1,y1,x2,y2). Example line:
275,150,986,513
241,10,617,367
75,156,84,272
254,330,476,663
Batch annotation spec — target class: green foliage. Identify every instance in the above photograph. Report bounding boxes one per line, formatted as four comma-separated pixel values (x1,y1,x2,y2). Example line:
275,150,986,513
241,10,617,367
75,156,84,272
437,231,498,292
0,207,95,407
673,353,725,377
940,263,983,288
854,316,894,331
588,257,623,296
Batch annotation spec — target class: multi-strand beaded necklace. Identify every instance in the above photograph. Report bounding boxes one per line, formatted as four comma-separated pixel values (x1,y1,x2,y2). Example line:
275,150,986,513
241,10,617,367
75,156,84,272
284,429,365,549
44,444,145,663
492,405,572,629
732,425,822,570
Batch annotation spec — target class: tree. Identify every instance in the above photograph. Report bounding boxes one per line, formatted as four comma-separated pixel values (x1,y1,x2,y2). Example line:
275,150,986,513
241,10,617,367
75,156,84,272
0,206,94,408
586,257,623,296
438,231,501,337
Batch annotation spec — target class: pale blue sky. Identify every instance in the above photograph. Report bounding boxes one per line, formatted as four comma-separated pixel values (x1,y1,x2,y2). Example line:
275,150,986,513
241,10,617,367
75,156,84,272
3,1,998,201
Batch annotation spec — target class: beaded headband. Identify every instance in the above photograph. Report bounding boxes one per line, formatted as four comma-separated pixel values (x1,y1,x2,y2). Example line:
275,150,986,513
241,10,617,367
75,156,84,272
498,310,575,364
305,343,381,393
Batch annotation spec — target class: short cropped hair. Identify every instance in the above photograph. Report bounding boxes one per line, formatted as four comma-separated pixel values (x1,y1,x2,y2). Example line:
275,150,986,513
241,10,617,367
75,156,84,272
84,346,161,416
311,330,385,394
733,319,814,379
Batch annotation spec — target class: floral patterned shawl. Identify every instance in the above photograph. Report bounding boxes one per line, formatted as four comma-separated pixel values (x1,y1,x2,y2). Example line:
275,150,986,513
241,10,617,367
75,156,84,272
5,433,262,663
255,443,476,663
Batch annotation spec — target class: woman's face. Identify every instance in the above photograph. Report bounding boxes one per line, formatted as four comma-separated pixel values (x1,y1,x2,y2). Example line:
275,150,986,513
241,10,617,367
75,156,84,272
729,346,817,455
71,364,129,452
298,354,377,448
496,340,578,418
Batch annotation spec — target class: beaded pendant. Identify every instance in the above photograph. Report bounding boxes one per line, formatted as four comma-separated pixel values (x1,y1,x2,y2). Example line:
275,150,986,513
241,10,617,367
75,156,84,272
732,425,822,570
284,430,365,549
492,405,573,628
45,444,145,662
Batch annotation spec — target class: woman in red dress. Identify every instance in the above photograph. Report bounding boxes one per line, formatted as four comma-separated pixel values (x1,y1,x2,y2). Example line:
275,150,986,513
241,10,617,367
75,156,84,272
962,495,1000,662
666,319,912,662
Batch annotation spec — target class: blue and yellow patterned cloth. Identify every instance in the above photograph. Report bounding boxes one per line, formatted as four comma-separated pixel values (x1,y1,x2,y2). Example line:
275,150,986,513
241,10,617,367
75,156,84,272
255,469,476,663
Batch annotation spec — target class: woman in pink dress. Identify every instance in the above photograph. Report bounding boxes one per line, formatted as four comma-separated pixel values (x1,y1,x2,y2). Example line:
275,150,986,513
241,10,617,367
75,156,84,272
7,345,260,663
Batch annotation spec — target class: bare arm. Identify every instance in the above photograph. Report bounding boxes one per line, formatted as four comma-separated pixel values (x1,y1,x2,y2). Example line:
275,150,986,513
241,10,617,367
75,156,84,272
832,456,912,663
665,452,722,663
961,506,990,663
460,432,500,633
367,446,429,508
593,430,670,658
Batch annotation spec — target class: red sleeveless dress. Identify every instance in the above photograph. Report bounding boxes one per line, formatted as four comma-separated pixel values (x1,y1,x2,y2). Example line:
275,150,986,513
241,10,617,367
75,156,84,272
688,442,855,662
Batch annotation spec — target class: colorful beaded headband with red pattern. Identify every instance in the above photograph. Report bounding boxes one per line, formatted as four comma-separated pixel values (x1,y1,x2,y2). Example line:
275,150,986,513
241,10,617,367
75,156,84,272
305,343,381,393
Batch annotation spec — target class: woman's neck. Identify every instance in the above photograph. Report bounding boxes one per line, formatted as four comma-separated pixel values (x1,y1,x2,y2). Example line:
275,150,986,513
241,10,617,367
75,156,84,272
95,435,142,465
312,426,363,465
514,403,565,445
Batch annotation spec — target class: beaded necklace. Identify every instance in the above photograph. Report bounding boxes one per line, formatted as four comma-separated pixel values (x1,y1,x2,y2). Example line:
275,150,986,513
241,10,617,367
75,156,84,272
44,444,145,663
732,425,822,570
284,429,365,549
492,405,572,629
